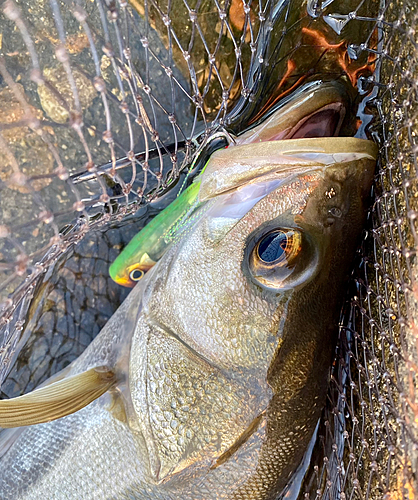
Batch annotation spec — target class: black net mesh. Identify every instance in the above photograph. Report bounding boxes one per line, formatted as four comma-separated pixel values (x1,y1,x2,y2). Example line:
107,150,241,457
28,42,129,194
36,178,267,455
0,0,416,498
303,5,418,499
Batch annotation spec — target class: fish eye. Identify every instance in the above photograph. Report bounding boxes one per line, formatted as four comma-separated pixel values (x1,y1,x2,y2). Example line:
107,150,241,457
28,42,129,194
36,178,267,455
248,227,316,290
129,268,144,282
256,229,301,266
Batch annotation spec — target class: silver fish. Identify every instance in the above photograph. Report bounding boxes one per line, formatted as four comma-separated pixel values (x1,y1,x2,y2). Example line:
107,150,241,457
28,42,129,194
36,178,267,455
0,137,377,500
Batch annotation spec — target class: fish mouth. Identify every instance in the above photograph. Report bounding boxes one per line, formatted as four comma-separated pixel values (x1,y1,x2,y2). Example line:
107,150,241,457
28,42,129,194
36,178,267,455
196,80,365,201
281,102,345,140
235,81,350,145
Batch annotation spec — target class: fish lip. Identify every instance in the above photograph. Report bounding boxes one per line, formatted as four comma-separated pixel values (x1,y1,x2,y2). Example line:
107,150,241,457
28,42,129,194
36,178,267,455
199,137,378,202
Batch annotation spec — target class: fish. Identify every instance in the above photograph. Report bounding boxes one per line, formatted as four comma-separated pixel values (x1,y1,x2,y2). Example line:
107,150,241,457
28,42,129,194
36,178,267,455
0,133,377,499
109,80,353,288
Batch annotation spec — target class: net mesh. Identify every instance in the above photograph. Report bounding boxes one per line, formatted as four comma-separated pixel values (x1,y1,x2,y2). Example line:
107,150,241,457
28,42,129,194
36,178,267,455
0,0,416,498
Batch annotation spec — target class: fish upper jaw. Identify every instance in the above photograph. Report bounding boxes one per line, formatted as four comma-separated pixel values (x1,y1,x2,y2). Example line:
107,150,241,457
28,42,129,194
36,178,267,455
198,137,377,202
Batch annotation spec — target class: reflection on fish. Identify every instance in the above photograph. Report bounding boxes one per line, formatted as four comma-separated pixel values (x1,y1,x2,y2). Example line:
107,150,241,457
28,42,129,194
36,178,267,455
0,132,376,498
110,81,352,288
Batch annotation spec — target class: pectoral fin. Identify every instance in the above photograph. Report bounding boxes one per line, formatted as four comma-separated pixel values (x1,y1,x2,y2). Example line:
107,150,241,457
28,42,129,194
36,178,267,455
0,366,116,428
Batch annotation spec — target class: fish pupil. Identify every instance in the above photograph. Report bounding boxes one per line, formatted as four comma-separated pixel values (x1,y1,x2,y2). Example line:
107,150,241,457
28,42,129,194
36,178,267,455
258,231,288,263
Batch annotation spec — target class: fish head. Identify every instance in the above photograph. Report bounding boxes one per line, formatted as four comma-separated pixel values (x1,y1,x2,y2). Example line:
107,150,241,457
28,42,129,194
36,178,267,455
109,81,356,288
142,137,377,380
128,137,377,484
110,254,155,288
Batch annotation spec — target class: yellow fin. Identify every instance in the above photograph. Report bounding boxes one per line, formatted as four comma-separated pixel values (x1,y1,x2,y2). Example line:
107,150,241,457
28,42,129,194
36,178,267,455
0,366,116,428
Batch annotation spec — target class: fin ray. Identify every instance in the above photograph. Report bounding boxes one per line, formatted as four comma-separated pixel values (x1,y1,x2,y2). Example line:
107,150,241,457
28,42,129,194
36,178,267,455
0,366,116,428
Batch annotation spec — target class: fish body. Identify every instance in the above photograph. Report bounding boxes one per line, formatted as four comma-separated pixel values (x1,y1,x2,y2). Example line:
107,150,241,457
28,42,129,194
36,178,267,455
0,137,376,499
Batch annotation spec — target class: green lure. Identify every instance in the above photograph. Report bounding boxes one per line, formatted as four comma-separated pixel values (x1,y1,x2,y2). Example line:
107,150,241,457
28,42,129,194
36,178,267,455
109,179,202,287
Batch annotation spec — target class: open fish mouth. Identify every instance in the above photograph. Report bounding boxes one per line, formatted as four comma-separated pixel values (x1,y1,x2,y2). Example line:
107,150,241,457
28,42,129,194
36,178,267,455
195,80,366,202
284,101,345,139
234,81,350,145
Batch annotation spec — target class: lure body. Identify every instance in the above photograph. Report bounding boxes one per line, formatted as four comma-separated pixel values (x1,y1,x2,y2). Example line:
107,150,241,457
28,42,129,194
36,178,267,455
109,180,202,286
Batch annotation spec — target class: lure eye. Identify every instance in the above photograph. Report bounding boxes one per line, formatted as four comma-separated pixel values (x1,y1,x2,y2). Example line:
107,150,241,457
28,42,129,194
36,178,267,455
249,228,314,290
129,268,144,282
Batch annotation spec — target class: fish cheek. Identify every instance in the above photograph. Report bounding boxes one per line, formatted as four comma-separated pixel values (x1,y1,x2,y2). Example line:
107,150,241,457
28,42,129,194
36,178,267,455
265,181,364,399
240,235,352,499
129,320,262,484
233,178,369,498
